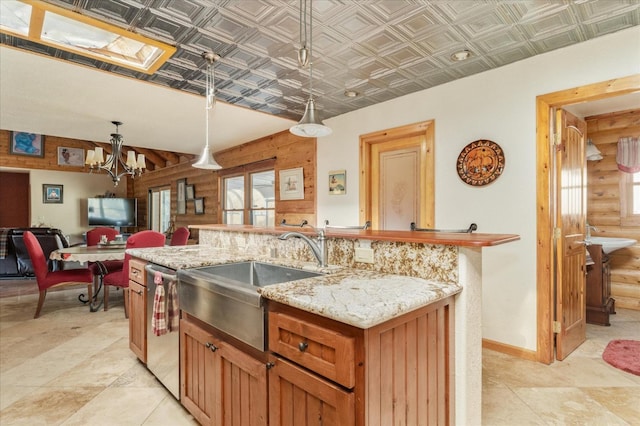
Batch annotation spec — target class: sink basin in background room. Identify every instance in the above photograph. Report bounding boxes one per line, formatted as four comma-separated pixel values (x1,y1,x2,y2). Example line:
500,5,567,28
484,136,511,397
588,237,637,254
177,261,323,351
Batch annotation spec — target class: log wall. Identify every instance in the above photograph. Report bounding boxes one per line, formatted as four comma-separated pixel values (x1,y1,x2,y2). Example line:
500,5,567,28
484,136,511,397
132,130,317,241
1,129,317,242
586,109,640,310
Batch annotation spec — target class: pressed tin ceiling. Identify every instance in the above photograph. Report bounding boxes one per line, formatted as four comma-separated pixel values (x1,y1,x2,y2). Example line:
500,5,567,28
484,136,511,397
2,0,639,123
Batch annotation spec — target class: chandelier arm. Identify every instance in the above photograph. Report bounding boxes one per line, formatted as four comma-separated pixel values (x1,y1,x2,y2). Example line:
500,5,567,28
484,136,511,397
92,126,143,185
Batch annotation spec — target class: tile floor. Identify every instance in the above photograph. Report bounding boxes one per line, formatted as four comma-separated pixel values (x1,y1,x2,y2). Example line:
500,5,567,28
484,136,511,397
0,280,639,425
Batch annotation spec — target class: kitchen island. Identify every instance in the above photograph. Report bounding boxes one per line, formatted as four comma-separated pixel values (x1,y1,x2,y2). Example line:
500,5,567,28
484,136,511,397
129,225,518,425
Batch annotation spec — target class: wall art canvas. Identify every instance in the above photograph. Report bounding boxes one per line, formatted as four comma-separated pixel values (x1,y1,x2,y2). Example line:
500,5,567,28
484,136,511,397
329,170,346,195
57,146,84,166
279,167,304,200
10,132,44,157
43,184,63,204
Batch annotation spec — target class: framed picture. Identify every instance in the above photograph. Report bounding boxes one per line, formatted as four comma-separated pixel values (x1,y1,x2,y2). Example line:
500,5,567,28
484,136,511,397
186,184,195,201
279,167,304,200
10,131,44,157
177,179,186,202
43,184,63,204
328,170,346,195
57,146,84,166
194,197,204,215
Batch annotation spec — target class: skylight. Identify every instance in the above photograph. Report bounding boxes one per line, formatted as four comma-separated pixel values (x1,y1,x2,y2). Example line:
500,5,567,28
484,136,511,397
0,0,175,74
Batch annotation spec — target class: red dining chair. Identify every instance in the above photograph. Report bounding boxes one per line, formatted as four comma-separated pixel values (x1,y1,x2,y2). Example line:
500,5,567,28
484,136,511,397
86,227,123,275
102,230,166,317
169,227,190,246
23,231,94,318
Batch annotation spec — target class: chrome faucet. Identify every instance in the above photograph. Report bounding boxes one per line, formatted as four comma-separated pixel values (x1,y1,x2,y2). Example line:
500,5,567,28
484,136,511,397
278,225,328,267
586,223,598,240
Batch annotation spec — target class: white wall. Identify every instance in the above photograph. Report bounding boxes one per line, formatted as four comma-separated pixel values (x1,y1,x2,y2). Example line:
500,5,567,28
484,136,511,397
2,166,126,241
316,27,640,351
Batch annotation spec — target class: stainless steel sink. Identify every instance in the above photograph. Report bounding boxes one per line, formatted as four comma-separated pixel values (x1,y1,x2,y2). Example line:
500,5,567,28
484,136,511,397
177,261,322,350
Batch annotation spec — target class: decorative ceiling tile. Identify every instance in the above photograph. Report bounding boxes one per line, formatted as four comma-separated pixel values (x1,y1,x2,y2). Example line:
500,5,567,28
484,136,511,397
2,0,638,121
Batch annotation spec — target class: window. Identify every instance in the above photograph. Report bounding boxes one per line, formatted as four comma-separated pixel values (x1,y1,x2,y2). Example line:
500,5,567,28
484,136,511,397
0,1,175,74
149,187,171,233
222,169,275,226
620,171,640,226
633,172,640,214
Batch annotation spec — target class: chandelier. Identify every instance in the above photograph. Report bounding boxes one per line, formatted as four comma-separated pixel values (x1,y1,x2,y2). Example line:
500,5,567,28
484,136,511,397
85,121,145,186
290,0,332,138
193,52,222,169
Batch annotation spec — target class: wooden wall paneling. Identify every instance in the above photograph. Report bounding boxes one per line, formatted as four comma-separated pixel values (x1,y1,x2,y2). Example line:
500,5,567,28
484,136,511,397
132,130,318,237
2,128,318,236
586,108,640,310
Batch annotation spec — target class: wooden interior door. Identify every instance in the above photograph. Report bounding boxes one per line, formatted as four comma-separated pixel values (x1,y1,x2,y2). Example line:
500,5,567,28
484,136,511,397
372,142,421,230
360,121,435,230
0,171,30,227
554,108,587,360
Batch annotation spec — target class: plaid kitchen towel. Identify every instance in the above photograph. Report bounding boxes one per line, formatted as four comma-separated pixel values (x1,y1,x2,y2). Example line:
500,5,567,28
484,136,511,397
152,271,167,336
0,228,10,259
167,277,179,332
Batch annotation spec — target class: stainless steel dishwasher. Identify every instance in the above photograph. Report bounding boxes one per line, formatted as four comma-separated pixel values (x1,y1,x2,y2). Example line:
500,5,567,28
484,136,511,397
145,263,180,400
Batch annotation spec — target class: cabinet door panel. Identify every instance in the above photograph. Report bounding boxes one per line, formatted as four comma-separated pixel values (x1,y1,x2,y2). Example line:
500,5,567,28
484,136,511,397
180,319,215,425
216,341,267,426
128,280,146,362
269,355,354,426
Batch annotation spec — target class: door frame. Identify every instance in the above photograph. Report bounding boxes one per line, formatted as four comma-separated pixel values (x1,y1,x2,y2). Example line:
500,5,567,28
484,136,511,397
359,120,435,229
535,74,640,364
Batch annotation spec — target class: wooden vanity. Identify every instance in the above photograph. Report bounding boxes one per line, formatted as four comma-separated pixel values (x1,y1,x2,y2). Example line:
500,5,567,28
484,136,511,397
586,244,615,326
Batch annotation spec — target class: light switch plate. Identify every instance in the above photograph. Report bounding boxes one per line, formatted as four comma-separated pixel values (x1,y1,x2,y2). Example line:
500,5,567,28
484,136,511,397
354,247,374,263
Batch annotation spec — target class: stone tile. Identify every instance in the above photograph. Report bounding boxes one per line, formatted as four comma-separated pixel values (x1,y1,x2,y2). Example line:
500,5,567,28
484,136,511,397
52,337,138,387
111,362,164,389
0,386,103,425
583,386,640,424
1,285,639,425
512,387,629,425
142,395,197,425
61,386,168,425
482,384,545,425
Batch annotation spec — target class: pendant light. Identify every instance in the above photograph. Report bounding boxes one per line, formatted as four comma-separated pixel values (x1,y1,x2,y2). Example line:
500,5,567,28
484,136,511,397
290,0,332,138
193,52,222,169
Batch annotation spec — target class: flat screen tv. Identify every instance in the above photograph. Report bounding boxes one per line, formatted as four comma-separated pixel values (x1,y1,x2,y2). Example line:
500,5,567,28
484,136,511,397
88,198,137,227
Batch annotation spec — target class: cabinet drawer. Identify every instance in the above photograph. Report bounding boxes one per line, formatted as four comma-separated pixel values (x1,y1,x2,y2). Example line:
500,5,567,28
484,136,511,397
268,311,355,389
129,259,146,285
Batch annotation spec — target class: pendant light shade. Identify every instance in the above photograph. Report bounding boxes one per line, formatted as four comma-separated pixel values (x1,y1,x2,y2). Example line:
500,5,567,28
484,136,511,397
586,138,603,161
290,98,332,137
290,0,331,138
193,52,222,170
193,145,221,169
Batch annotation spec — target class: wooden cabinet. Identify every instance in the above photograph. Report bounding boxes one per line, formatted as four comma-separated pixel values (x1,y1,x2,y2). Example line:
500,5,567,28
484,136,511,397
268,354,355,426
180,316,268,426
586,244,615,326
268,297,454,426
128,259,147,362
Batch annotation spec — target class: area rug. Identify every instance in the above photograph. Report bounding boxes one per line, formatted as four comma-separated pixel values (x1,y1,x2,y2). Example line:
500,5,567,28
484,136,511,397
602,339,640,376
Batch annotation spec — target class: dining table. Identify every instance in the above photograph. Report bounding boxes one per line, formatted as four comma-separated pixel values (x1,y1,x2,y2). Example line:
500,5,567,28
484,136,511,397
50,244,126,312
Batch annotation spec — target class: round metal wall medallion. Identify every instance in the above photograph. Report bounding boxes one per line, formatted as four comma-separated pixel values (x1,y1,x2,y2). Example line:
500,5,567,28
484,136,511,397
456,139,505,186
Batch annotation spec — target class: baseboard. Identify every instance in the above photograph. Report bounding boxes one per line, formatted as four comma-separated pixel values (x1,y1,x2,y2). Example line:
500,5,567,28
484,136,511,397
482,338,537,361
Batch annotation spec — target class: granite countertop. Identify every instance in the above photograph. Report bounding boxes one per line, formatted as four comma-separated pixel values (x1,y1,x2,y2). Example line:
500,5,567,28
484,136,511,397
128,245,462,329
